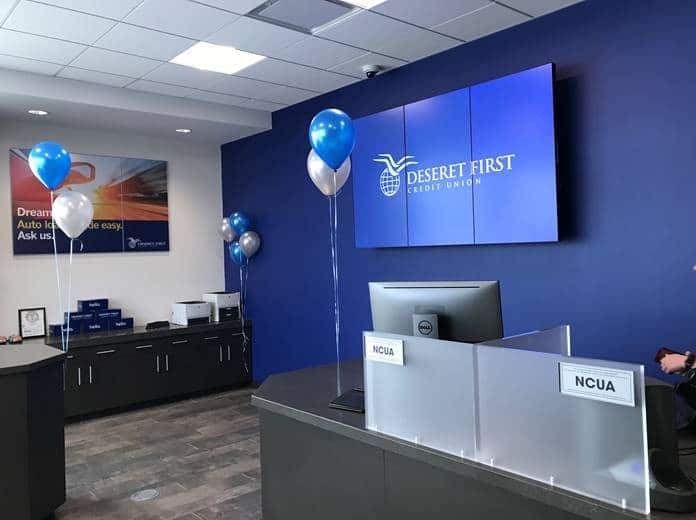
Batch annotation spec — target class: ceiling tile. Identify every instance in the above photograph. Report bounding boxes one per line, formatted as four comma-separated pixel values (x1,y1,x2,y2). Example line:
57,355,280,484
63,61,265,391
95,23,195,61
142,62,226,89
434,3,529,40
245,98,287,112
209,74,315,104
207,16,306,56
127,79,196,97
0,0,17,21
240,58,355,92
36,0,144,19
255,84,317,105
125,0,238,40
499,0,583,17
273,36,365,69
374,0,491,28
4,1,116,45
329,51,406,78
58,66,134,86
69,47,161,77
187,89,249,107
0,54,62,75
317,10,460,61
208,74,280,98
0,28,86,64
193,0,267,14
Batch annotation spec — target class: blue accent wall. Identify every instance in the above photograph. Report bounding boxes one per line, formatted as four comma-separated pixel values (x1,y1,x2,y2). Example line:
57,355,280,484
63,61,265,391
222,0,696,382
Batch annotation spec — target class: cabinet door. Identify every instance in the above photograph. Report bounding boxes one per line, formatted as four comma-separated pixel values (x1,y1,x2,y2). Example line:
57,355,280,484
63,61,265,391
63,354,85,417
200,333,232,390
119,342,161,404
159,335,203,397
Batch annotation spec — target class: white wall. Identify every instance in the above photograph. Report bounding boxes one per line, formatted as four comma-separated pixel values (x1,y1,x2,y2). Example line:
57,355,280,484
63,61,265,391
0,120,225,332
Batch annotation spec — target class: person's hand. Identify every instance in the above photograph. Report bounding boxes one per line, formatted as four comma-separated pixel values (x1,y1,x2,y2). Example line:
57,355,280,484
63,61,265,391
661,351,690,374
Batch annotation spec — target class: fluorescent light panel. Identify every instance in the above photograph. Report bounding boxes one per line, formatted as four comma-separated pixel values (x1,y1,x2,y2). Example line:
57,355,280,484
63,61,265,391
170,42,265,75
341,0,386,8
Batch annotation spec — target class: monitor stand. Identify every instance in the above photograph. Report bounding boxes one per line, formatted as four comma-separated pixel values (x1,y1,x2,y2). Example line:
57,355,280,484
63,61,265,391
329,388,364,413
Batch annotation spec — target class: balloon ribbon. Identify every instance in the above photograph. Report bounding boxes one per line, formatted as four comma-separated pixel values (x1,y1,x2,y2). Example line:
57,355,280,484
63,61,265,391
329,173,341,396
240,261,250,375
50,191,66,352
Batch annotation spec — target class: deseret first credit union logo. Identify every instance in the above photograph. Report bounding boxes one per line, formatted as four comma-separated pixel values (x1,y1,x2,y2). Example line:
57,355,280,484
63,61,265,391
374,154,418,197
373,152,517,198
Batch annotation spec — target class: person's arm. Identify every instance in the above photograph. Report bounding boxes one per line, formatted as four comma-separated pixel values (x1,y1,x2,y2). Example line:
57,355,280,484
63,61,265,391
661,351,695,374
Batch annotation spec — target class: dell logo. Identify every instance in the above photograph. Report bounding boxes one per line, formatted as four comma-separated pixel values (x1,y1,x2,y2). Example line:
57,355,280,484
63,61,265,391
418,320,433,335
575,376,616,393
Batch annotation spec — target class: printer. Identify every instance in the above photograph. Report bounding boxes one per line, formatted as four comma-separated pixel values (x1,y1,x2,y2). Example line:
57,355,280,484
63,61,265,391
170,301,211,326
202,291,240,322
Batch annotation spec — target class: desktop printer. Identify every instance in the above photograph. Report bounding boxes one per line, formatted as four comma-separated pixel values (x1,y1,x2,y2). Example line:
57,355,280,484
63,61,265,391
170,301,211,326
202,291,240,322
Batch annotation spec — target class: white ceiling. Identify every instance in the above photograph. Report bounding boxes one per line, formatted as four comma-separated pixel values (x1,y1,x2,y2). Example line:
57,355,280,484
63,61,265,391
0,0,583,143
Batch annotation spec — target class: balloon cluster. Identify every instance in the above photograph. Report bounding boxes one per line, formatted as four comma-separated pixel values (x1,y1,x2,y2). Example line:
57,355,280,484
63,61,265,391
217,211,261,265
307,109,355,196
28,141,94,239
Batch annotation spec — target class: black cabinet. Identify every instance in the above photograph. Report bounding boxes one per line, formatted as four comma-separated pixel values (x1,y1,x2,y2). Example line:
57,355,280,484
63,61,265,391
61,323,252,418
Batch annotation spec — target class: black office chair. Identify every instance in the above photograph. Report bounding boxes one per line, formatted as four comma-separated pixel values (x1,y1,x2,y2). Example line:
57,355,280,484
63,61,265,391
645,378,696,512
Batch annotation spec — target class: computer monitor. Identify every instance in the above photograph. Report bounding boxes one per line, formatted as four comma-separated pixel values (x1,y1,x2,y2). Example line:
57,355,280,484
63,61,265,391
369,281,503,343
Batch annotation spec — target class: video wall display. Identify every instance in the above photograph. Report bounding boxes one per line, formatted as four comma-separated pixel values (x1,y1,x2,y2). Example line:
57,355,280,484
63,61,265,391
10,149,169,254
352,63,559,248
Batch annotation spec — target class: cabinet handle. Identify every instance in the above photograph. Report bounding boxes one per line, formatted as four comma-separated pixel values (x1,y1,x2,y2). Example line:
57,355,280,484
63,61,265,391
67,355,74,359
227,345,231,361
219,346,223,363
89,365,93,384
97,349,116,355
156,355,160,374
136,344,153,350
165,354,169,372
204,336,219,340
172,339,188,345
78,367,82,387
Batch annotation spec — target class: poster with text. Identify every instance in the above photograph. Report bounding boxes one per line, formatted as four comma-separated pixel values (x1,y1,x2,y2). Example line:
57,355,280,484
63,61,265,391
10,149,169,255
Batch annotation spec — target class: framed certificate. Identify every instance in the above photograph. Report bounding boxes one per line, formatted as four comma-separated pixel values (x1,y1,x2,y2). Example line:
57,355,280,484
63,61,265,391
18,307,47,339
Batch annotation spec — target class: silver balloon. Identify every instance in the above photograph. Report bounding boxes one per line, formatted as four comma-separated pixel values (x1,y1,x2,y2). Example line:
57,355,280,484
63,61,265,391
239,231,261,258
52,190,94,239
307,149,351,197
217,217,236,242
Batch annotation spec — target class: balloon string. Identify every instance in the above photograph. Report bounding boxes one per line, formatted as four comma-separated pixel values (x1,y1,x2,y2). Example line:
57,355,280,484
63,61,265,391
65,238,74,353
240,261,250,375
330,171,341,396
50,191,65,352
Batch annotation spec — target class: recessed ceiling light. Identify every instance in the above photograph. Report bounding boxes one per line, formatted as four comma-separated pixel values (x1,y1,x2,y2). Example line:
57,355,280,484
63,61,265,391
170,42,266,75
341,0,386,8
175,128,192,134
28,109,49,116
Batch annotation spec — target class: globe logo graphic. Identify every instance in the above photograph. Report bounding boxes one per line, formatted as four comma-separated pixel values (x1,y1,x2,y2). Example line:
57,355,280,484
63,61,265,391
380,168,400,197
373,154,418,198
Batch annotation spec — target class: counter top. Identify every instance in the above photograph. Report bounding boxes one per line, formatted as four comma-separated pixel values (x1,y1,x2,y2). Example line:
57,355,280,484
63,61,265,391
0,340,65,375
252,360,696,520
44,319,252,350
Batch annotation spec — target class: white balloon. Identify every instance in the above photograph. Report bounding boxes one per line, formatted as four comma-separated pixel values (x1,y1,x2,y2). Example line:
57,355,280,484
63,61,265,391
217,217,236,242
52,190,94,239
239,231,261,258
307,149,350,197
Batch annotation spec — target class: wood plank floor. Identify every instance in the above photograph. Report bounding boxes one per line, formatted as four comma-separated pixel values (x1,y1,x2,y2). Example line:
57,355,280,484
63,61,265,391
55,388,261,520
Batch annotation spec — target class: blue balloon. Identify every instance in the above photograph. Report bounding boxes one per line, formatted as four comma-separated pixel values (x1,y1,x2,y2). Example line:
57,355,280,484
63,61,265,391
229,241,246,266
28,141,72,191
229,212,251,235
309,109,355,170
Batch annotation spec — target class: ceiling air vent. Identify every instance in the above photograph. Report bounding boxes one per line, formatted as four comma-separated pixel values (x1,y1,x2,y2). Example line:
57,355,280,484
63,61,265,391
248,0,358,34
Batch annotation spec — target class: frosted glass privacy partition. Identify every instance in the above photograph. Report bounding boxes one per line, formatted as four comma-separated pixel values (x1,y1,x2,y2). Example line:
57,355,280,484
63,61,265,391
476,344,649,514
479,325,571,355
363,332,477,458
